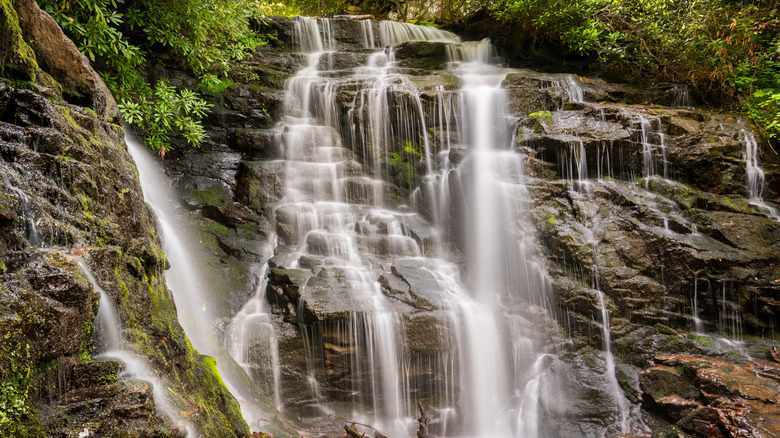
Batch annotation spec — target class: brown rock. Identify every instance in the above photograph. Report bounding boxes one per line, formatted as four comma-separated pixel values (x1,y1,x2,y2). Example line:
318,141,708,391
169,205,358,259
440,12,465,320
643,355,780,437
15,0,117,117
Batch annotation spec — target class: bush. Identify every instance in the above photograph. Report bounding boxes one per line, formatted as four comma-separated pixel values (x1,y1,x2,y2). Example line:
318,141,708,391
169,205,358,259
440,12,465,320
490,0,780,139
39,0,267,155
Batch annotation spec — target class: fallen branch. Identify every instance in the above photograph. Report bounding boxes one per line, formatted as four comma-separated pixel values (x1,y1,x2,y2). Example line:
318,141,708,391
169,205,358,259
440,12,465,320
332,14,376,20
417,401,430,438
343,421,390,438
345,423,363,438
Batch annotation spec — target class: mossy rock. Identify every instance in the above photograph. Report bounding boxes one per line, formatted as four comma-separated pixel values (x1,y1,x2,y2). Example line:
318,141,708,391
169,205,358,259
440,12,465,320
0,0,39,81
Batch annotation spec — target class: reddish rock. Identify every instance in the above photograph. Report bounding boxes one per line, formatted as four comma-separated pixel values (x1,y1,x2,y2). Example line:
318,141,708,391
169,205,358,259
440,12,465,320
640,355,780,437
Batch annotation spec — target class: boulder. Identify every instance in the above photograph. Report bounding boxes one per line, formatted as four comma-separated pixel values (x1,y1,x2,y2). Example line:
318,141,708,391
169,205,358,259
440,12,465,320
16,0,117,116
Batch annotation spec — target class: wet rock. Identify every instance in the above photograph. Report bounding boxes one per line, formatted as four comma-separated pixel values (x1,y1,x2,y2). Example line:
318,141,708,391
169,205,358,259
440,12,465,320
640,366,700,407
235,160,285,213
0,4,253,434
16,0,117,115
268,267,311,319
639,355,780,437
503,71,584,113
395,213,439,257
546,350,626,437
232,129,279,159
299,267,359,323
209,85,284,130
318,51,369,70
579,77,692,107
393,41,451,70
404,311,452,354
331,18,374,49
378,270,414,307
49,378,186,438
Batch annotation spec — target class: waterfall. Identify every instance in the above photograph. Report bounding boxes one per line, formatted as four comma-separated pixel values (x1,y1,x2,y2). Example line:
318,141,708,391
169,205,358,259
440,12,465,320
378,21,460,46
742,130,779,221
126,133,276,431
0,173,42,247
360,19,376,49
596,290,630,432
234,17,582,436
638,115,668,187
75,258,196,436
224,259,283,409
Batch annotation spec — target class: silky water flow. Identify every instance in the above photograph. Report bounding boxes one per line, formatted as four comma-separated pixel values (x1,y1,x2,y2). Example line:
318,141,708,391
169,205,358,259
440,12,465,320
123,17,661,438
234,18,583,437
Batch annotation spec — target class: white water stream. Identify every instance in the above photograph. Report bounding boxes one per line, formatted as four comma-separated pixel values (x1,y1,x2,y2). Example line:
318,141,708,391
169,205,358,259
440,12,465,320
126,133,276,431
248,17,566,437
742,130,779,221
76,258,197,436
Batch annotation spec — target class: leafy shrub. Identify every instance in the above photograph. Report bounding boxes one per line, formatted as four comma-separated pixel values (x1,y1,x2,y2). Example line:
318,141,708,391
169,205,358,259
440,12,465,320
39,0,267,154
118,81,211,155
491,0,780,139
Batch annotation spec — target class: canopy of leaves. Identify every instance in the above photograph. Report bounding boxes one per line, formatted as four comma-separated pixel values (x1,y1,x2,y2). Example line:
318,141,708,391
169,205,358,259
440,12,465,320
39,0,267,153
489,0,780,140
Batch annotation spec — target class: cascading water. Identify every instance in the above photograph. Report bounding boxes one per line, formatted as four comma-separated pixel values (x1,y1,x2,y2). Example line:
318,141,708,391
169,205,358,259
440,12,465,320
742,130,779,221
1,173,42,247
225,256,283,409
75,258,196,436
126,133,277,431
236,16,586,437
638,115,667,187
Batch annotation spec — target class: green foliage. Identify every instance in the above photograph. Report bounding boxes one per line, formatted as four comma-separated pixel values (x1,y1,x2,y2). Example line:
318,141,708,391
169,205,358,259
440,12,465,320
197,73,235,95
387,141,423,189
254,1,302,17
39,0,267,153
491,0,780,139
0,344,31,429
745,87,780,140
118,80,211,154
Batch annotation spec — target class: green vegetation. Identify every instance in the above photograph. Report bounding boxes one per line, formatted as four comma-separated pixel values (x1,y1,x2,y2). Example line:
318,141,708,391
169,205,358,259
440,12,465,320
387,141,423,189
490,0,780,140
118,80,211,154
0,344,31,431
38,0,268,154
0,0,39,81
529,110,552,118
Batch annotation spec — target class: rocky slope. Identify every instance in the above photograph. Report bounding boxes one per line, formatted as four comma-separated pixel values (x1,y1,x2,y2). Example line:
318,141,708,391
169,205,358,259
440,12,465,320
0,1,248,436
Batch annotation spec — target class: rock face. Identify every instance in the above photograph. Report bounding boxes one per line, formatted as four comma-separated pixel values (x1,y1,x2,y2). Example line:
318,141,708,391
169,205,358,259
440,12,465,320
0,2,248,437
143,15,778,438
640,355,780,437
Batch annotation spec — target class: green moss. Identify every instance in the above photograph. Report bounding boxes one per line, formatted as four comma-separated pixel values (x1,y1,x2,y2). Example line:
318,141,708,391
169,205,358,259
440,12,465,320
78,319,94,361
690,333,712,347
95,368,118,386
0,0,39,81
646,178,697,210
0,260,5,274
546,216,557,230
193,184,232,208
189,353,250,437
654,323,677,335
529,110,552,118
